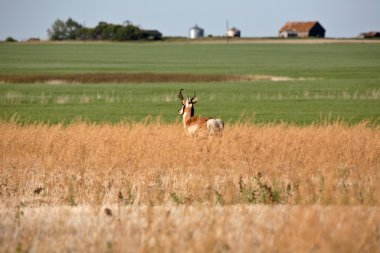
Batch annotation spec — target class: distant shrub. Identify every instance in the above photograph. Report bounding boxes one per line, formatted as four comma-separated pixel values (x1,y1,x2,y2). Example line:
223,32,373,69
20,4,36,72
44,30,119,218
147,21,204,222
27,38,40,42
48,18,162,41
5,36,17,42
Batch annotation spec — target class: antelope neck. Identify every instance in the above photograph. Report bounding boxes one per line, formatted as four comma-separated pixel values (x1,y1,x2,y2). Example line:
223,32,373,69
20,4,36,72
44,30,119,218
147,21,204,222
182,107,194,128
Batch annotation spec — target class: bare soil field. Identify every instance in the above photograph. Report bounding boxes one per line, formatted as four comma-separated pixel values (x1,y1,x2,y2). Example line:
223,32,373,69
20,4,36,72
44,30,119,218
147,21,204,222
0,73,307,84
1,122,379,252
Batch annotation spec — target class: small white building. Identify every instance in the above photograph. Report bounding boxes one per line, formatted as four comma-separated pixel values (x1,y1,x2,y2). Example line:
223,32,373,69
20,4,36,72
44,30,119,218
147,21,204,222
227,27,241,37
189,25,204,39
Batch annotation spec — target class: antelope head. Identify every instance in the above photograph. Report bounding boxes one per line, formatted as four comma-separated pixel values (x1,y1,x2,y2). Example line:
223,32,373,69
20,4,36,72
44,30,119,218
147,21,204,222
178,89,197,116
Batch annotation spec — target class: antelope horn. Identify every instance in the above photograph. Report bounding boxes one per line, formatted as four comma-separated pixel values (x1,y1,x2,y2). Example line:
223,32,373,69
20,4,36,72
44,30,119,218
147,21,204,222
190,91,196,101
177,89,185,101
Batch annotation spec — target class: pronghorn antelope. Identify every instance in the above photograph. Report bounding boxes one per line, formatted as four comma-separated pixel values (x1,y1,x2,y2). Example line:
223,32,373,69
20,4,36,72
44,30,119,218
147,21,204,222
177,89,224,137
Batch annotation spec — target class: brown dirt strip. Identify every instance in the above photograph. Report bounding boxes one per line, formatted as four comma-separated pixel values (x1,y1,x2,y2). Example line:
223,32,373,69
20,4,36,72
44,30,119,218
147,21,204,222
0,73,305,84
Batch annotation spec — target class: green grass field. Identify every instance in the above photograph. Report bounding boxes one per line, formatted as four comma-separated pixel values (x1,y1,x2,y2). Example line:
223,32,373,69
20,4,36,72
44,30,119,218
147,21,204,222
0,41,379,124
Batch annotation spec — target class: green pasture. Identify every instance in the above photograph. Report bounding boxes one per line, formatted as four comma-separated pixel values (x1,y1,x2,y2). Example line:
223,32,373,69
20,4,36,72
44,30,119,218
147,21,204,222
0,42,379,124
1,42,380,77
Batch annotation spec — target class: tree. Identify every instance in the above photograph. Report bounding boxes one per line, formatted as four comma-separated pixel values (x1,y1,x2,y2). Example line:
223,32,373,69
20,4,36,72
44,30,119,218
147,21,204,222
65,18,82,40
5,36,17,42
47,18,82,40
77,27,93,41
116,24,141,41
47,19,68,40
93,22,108,40
47,18,162,41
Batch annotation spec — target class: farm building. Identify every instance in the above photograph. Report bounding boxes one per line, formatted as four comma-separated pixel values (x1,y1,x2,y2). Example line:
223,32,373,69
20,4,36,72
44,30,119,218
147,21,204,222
279,21,326,38
227,27,241,37
141,30,162,40
189,25,204,39
359,31,380,39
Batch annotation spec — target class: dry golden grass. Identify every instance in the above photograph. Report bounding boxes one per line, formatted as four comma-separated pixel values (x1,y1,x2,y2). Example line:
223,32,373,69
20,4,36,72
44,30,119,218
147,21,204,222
1,121,379,252
1,121,379,206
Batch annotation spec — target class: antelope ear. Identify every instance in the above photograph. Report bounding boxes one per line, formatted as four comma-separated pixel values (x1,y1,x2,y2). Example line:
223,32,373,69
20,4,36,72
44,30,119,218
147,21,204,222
191,97,197,103
178,105,185,115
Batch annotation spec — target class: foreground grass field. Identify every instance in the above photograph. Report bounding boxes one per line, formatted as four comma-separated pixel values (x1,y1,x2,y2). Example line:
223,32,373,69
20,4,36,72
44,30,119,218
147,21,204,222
1,205,378,253
2,122,379,206
0,122,379,252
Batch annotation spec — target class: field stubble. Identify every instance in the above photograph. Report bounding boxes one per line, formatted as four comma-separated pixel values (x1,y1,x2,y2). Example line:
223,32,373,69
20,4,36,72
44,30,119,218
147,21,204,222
1,205,378,253
1,121,379,252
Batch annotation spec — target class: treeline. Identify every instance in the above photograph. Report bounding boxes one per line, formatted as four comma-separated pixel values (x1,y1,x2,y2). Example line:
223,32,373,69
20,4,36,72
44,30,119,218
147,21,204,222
47,18,162,41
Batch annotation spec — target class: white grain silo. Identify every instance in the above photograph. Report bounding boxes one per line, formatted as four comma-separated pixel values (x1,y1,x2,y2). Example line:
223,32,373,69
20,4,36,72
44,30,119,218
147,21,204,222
227,27,241,37
189,25,204,39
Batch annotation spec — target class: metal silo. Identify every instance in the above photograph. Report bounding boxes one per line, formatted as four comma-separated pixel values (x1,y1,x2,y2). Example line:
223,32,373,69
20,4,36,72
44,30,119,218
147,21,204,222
189,25,204,39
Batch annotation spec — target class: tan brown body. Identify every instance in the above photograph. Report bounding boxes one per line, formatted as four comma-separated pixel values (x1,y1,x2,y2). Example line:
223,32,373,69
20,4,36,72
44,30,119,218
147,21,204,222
178,89,224,137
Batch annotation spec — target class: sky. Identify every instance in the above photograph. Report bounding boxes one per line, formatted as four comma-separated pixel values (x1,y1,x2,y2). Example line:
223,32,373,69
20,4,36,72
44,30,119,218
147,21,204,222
0,0,379,40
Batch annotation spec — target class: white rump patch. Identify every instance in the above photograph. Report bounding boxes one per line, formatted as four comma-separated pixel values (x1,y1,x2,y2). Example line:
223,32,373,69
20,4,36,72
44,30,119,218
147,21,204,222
207,119,224,136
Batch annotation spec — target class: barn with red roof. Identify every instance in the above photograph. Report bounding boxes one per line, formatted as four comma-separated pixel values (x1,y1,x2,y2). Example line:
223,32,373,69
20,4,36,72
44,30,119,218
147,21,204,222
279,21,326,38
